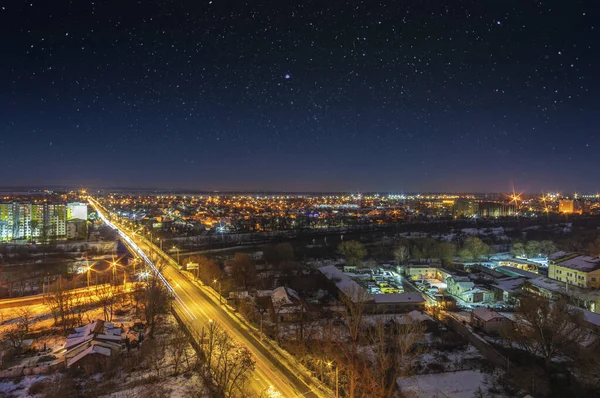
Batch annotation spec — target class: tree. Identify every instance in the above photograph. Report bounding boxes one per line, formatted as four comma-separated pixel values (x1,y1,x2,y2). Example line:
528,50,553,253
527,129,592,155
195,256,222,286
168,327,191,375
200,320,255,397
141,267,171,339
338,241,367,267
45,280,73,334
96,284,116,322
229,253,256,291
143,337,167,378
436,242,457,267
458,237,492,262
366,319,426,397
393,246,409,267
539,240,556,257
525,241,541,258
502,296,589,367
512,242,527,258
16,308,33,335
338,285,371,398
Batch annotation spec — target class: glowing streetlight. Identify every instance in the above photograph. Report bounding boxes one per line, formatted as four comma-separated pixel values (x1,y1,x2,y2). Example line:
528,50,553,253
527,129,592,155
213,279,222,305
327,361,339,398
86,266,91,289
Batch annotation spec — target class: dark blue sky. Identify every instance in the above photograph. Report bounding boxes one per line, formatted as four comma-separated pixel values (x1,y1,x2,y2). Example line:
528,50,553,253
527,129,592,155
1,1,599,192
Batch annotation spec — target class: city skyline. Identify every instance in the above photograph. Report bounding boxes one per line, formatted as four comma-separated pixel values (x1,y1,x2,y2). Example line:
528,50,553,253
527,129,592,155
2,1,598,191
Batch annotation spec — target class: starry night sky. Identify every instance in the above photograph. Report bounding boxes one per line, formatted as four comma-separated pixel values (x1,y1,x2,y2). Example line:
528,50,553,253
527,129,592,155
1,1,598,193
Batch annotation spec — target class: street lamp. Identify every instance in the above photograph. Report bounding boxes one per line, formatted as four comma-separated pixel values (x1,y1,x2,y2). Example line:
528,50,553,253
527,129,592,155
172,246,180,264
213,279,222,305
111,259,118,285
327,361,339,398
86,266,91,289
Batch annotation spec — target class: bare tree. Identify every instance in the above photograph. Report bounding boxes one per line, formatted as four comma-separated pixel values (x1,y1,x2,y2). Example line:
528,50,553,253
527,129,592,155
69,292,85,326
393,245,409,267
200,320,255,397
1,325,27,351
16,308,33,334
45,281,73,334
141,266,171,339
502,296,589,367
168,326,191,375
143,337,167,378
366,319,426,397
95,284,116,322
338,285,371,398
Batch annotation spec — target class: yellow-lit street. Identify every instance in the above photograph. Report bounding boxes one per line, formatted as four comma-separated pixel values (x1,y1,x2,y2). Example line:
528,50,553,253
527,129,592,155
88,197,330,398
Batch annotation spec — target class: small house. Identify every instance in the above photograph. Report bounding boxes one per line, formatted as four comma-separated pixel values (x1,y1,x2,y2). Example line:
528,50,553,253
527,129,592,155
470,308,512,334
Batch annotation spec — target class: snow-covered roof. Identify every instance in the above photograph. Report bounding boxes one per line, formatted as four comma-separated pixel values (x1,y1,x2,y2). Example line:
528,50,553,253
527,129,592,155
492,277,526,293
548,251,575,261
67,344,111,368
461,288,487,296
555,256,600,272
472,307,505,322
65,320,122,350
272,286,300,306
406,310,430,322
372,292,424,304
319,265,372,303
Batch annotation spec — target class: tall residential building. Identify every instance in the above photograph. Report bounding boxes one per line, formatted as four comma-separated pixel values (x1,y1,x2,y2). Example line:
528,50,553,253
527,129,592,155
67,202,88,221
45,203,67,237
0,201,79,241
0,203,15,240
478,202,516,217
453,199,479,218
15,203,32,238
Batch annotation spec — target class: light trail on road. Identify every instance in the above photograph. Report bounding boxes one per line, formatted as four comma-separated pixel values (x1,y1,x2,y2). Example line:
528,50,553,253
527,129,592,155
88,198,329,398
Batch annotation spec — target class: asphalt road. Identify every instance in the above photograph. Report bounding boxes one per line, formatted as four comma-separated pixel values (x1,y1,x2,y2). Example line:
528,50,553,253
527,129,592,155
90,198,327,398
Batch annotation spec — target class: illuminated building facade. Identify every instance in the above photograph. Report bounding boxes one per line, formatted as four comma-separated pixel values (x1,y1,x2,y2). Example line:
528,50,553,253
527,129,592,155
0,202,83,241
559,199,574,214
453,199,479,218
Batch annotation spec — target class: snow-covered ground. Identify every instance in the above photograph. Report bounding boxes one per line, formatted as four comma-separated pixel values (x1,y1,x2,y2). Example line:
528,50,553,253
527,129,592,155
0,375,50,397
398,369,503,398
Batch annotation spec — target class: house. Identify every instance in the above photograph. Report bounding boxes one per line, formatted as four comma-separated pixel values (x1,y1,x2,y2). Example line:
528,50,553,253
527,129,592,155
64,320,122,374
460,286,494,304
372,293,426,313
470,308,512,334
405,265,438,280
271,286,303,322
446,276,474,298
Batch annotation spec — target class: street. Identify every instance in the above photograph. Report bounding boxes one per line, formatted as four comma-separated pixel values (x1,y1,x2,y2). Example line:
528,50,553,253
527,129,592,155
89,198,329,398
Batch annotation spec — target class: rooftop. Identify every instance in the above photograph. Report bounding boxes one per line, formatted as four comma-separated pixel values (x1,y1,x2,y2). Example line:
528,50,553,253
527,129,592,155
555,256,600,272
472,307,505,322
495,266,541,279
372,292,425,304
319,265,371,303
